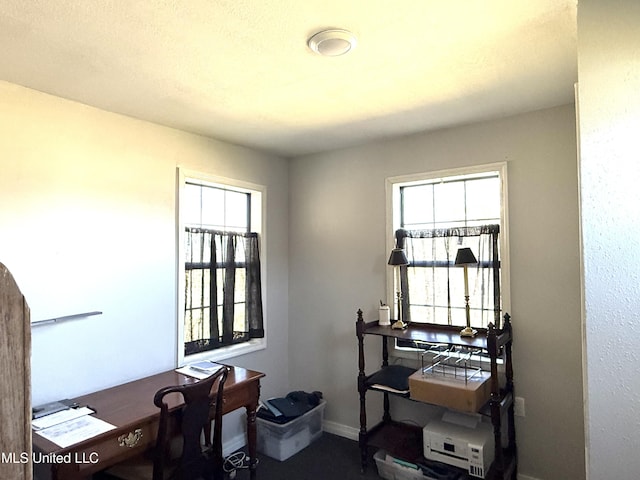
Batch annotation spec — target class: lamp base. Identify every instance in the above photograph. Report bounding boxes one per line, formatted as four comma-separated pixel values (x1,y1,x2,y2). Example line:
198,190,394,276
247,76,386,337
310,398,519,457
460,326,478,337
391,320,408,330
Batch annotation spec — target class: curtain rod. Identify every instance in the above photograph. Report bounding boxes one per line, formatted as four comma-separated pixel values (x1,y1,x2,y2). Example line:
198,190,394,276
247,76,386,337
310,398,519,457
31,311,103,327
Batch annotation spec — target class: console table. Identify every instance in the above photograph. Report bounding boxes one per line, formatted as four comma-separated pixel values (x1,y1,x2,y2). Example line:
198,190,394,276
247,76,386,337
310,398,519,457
32,366,264,480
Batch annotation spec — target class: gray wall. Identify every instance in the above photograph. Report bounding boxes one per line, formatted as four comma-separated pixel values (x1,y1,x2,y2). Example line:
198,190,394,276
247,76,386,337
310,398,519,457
0,81,290,451
288,104,584,480
578,1,640,478
0,81,589,480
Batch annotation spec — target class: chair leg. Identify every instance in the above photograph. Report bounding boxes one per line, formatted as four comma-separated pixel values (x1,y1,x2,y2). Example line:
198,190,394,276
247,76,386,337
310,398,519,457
204,420,212,446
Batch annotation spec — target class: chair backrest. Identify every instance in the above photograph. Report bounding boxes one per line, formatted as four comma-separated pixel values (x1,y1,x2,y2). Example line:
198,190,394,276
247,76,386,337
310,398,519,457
152,366,229,480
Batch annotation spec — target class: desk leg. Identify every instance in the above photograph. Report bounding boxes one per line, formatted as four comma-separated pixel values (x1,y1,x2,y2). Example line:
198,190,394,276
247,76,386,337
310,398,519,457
246,401,258,479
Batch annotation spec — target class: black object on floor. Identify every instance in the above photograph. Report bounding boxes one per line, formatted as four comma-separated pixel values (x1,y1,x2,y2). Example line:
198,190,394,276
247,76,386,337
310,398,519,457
228,432,381,480
258,391,323,424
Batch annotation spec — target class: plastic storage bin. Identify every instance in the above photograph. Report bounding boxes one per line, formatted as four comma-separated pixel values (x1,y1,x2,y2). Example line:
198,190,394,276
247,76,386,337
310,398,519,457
373,450,462,480
256,400,326,461
374,450,425,480
373,450,463,480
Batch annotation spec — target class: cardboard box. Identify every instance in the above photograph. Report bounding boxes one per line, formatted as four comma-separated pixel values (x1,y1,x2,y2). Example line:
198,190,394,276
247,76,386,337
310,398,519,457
408,369,492,413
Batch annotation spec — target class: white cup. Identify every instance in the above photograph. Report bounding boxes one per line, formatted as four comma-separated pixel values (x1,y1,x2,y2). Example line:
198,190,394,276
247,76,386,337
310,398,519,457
379,305,391,326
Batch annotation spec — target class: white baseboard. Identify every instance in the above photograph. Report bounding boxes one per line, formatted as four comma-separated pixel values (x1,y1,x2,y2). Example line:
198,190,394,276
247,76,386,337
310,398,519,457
222,431,249,458
322,419,359,440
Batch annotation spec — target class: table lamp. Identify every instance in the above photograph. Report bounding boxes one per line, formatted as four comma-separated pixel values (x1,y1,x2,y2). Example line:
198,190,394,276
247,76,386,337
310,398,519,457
388,247,409,329
455,247,478,337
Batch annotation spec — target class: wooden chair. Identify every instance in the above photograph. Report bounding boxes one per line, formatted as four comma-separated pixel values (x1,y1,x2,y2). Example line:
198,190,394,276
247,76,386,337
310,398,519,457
104,366,229,480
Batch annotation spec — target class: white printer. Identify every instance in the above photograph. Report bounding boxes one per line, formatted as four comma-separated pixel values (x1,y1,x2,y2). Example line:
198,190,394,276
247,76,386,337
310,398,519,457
423,412,494,479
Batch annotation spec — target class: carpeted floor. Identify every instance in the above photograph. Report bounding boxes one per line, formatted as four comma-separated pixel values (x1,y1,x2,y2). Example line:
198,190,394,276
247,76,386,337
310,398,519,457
93,432,383,480
228,432,382,480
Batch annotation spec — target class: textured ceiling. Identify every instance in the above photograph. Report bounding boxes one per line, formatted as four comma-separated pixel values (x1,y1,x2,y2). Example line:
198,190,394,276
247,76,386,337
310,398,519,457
0,1,577,157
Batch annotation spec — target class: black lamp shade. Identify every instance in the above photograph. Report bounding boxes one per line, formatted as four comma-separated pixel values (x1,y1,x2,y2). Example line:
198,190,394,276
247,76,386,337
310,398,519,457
455,247,477,266
388,248,409,266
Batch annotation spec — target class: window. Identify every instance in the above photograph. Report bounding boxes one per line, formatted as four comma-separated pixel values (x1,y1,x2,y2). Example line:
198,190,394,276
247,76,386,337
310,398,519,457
177,169,265,364
387,163,509,331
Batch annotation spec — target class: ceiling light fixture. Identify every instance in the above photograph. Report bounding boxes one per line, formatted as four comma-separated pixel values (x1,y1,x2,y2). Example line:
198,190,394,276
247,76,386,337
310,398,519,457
307,29,357,57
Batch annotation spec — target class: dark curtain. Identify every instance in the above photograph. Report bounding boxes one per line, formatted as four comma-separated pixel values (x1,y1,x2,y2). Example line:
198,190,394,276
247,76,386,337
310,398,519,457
184,228,264,356
395,224,501,329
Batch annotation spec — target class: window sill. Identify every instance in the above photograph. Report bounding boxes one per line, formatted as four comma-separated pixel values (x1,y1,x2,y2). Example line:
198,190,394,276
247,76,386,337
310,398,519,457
182,338,266,365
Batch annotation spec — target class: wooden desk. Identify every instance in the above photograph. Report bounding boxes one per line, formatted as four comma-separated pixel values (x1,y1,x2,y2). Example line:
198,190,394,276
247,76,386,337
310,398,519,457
32,366,264,480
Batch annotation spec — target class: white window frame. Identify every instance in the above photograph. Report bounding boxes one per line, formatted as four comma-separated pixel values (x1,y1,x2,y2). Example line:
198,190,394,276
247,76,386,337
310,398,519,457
385,162,511,355
176,167,267,367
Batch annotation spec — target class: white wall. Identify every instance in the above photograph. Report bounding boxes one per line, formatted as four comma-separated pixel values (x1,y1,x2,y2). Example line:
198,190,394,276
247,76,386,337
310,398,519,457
0,81,290,445
288,105,584,480
577,1,640,478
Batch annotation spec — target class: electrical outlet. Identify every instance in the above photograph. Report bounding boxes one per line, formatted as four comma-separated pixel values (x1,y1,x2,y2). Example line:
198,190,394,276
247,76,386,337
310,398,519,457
514,396,525,417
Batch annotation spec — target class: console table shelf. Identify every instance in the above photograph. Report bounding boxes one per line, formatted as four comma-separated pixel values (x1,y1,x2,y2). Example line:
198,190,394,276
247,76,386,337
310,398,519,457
356,310,517,480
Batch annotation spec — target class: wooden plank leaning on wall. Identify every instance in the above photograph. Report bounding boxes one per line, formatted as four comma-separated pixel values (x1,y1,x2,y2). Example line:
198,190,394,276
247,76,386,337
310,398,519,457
0,262,32,480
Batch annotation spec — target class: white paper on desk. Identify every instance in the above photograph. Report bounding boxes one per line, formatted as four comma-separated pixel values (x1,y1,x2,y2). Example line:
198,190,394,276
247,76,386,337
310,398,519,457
32,407,95,431
176,364,222,380
36,415,116,448
370,383,410,395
